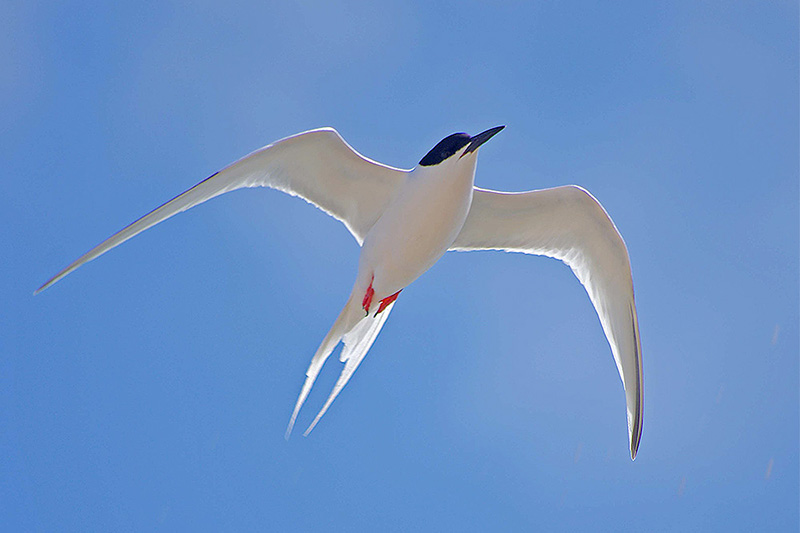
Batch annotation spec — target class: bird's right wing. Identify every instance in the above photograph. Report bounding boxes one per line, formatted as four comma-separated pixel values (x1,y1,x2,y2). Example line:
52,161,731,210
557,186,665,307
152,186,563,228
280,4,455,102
451,185,643,459
37,128,408,293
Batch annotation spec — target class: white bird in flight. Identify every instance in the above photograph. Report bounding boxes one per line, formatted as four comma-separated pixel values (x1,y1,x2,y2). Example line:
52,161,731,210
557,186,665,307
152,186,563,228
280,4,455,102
36,126,643,459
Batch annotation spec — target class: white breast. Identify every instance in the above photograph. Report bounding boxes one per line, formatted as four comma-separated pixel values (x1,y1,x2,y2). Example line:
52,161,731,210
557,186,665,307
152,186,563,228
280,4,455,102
357,158,476,298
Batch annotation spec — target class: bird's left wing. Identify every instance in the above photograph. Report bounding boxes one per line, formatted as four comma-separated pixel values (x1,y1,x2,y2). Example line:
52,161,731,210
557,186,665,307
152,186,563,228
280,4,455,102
450,185,643,459
36,128,408,293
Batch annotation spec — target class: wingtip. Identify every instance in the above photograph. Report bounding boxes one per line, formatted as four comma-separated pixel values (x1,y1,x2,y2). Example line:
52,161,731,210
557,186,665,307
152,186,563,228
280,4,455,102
629,413,642,461
33,281,52,296
35,273,62,295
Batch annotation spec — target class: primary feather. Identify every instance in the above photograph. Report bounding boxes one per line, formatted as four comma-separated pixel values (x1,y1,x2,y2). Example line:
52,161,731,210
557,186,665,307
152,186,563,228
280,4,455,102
35,128,408,294
451,185,643,459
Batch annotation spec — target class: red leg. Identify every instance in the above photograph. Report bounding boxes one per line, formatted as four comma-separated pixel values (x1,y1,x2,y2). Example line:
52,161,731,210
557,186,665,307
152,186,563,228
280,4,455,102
362,275,375,314
375,290,401,316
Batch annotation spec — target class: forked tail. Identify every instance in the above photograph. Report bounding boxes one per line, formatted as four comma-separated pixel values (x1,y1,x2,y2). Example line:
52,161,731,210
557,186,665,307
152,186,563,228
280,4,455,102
285,292,397,439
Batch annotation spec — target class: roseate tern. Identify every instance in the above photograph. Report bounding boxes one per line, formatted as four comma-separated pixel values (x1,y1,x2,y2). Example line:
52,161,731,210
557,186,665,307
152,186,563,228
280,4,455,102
36,126,643,459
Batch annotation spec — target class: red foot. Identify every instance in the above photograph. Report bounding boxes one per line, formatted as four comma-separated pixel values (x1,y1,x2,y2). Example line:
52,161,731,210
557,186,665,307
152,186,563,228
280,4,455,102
375,290,401,316
362,275,375,314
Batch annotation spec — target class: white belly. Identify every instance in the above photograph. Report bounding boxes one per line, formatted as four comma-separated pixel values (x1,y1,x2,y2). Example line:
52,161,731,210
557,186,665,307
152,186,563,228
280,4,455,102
357,162,475,299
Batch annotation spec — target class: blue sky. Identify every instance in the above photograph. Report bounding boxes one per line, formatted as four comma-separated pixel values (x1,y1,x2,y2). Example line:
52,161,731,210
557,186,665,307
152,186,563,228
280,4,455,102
3,1,798,530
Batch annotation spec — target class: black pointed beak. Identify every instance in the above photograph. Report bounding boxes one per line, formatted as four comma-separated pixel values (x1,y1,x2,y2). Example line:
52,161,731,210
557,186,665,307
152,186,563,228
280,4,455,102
463,125,505,156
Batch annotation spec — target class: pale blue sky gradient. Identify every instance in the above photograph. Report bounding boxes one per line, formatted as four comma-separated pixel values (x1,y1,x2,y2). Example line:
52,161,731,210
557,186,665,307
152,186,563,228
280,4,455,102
3,1,798,530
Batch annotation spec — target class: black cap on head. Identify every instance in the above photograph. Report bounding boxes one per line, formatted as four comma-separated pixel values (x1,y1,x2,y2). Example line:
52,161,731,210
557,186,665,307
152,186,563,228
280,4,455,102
419,133,471,166
419,126,505,167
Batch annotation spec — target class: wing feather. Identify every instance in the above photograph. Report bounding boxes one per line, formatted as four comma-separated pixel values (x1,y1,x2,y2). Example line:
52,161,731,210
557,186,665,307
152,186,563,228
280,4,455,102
36,128,408,293
451,185,643,459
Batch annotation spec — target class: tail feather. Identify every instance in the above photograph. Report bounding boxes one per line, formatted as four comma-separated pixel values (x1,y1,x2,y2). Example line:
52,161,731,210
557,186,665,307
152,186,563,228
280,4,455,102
285,294,396,439
303,301,395,436
285,294,363,439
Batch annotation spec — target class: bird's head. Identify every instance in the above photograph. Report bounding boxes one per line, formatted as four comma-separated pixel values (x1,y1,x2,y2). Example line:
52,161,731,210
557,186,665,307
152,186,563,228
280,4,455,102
418,126,505,167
